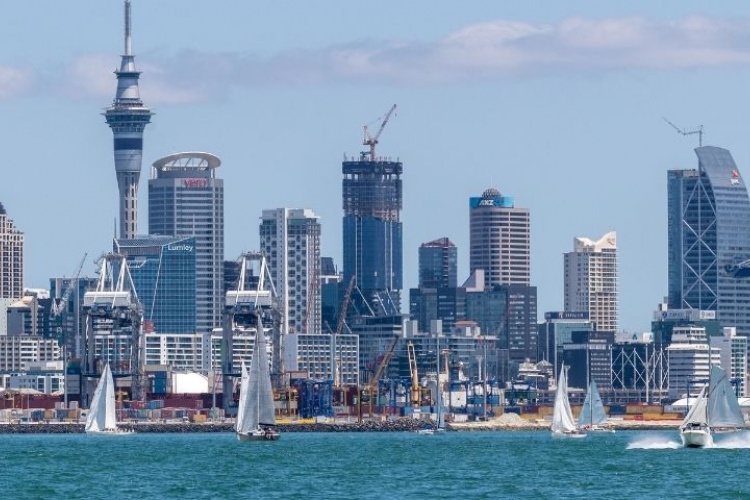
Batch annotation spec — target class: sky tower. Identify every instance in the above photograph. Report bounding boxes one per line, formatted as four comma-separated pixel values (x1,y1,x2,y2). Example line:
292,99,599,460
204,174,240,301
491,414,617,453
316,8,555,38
105,0,153,239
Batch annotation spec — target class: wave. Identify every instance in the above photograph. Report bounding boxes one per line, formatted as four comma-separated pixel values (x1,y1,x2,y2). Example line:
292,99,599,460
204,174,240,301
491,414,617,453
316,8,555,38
626,435,681,449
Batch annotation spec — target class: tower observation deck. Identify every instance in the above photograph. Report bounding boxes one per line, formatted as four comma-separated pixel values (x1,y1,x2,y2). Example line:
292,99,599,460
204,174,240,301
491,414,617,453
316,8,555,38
104,0,153,240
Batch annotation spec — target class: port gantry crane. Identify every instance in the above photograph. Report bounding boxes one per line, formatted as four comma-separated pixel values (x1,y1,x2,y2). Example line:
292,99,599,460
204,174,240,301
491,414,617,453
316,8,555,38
50,253,87,352
81,252,144,404
222,251,280,415
362,103,397,161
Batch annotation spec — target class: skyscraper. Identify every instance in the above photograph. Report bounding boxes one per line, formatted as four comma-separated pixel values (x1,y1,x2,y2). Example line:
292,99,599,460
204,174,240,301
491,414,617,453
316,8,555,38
342,155,403,314
668,146,750,336
563,231,618,332
469,188,530,287
260,208,321,335
418,237,457,289
104,0,153,240
0,202,23,299
149,152,224,335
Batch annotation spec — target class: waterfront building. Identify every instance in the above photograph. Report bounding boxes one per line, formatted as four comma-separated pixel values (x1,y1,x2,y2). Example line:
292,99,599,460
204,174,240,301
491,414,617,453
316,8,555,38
342,155,403,315
538,311,594,379
149,152,224,335
115,236,197,335
469,188,530,287
6,361,64,395
104,0,153,240
564,231,618,332
260,208,321,335
283,333,360,385
144,333,204,372
49,277,98,358
650,303,721,346
0,202,24,300
206,329,273,376
666,326,721,400
561,330,615,391
668,146,750,336
419,238,457,289
320,257,341,333
0,336,60,372
709,327,748,397
409,287,466,333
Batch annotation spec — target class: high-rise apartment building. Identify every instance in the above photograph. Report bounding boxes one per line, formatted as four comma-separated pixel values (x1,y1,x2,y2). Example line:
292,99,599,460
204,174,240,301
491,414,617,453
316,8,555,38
0,202,23,299
668,146,750,336
418,237,457,289
149,152,224,335
260,208,321,335
104,0,153,240
563,231,618,332
469,188,530,287
342,156,403,314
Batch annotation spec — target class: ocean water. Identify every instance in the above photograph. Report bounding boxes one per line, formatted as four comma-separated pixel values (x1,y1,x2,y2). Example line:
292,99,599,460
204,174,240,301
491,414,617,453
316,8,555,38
3,430,750,499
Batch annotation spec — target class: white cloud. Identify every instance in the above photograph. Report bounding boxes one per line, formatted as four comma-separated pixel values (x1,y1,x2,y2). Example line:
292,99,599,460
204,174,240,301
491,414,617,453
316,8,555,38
0,65,34,100
49,15,750,103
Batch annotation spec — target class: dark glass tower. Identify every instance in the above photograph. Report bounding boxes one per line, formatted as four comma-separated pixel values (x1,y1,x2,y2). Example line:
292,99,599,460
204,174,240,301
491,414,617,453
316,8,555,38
418,237,457,289
104,1,153,240
668,146,750,336
342,158,403,314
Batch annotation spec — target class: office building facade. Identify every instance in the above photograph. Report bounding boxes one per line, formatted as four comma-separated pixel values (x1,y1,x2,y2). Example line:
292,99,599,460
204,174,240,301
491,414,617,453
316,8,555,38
115,236,197,334
668,146,750,336
149,152,224,335
0,202,23,299
564,231,618,332
469,188,530,287
418,237,457,289
260,208,321,335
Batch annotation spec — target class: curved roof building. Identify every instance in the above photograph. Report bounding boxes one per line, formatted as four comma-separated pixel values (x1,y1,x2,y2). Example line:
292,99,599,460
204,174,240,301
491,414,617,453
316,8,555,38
668,146,750,336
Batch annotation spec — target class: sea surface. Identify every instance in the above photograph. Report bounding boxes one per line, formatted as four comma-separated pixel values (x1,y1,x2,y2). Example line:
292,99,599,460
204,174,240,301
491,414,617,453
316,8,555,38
3,429,750,499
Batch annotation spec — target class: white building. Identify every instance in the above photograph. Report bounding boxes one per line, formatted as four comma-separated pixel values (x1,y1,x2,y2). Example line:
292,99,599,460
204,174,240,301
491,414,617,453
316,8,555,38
206,329,274,376
260,208,321,335
145,333,205,372
709,327,748,398
0,336,60,372
564,231,618,332
666,326,720,400
283,333,360,386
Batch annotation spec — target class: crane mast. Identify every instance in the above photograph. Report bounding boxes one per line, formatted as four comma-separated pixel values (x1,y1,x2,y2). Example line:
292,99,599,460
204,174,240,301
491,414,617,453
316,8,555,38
362,103,397,161
663,117,704,147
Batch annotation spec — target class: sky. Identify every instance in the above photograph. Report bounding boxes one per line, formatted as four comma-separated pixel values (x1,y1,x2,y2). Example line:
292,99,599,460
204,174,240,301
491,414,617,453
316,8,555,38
3,1,750,333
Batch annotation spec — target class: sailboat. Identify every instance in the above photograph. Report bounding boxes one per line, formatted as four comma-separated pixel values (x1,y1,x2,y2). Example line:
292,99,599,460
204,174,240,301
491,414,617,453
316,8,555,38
680,365,745,448
85,363,129,435
236,319,279,442
551,364,586,438
578,380,614,432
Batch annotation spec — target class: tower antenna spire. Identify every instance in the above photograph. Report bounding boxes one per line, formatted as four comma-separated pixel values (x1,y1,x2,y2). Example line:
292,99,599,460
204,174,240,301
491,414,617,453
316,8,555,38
124,0,132,55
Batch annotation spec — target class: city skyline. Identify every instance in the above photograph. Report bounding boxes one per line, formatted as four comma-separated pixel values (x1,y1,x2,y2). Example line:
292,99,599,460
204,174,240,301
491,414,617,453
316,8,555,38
4,1,750,332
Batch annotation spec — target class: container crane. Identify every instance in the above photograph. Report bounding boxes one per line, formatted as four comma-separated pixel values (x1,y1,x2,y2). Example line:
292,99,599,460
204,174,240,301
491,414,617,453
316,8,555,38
362,103,397,161
51,253,87,317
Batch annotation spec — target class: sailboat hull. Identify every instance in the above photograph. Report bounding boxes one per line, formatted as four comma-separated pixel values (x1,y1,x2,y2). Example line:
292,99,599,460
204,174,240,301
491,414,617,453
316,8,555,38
551,430,587,439
680,428,713,448
237,428,280,442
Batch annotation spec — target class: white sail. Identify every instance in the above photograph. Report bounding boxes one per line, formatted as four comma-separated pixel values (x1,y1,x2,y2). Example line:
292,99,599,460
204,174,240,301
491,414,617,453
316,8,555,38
237,322,276,436
85,363,117,433
551,365,578,434
707,365,745,429
578,380,607,427
682,385,709,427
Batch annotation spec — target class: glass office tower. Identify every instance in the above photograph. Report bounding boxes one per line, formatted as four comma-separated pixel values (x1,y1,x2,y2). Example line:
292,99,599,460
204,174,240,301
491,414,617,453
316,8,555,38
668,146,750,336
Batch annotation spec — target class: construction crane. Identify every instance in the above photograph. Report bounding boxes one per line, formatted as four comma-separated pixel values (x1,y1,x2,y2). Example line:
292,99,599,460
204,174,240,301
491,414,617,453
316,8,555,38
361,334,400,418
663,117,704,147
331,275,357,388
407,341,420,407
362,103,397,161
51,253,87,317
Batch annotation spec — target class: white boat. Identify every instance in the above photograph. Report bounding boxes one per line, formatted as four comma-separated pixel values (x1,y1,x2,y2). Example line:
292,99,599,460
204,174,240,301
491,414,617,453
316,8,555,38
578,380,614,433
551,364,586,438
680,365,745,448
236,317,279,442
85,363,130,435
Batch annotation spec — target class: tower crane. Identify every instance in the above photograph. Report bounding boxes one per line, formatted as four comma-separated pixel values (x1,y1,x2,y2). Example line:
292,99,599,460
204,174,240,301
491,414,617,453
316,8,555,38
51,253,88,317
663,117,704,147
362,103,397,161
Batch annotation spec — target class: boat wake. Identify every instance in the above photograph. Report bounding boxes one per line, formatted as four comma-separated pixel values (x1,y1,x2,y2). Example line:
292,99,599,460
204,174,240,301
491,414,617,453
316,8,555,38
626,436,681,449
712,432,750,449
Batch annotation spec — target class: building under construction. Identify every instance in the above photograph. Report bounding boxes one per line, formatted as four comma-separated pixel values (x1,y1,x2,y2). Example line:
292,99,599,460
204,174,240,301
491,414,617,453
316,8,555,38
342,104,403,316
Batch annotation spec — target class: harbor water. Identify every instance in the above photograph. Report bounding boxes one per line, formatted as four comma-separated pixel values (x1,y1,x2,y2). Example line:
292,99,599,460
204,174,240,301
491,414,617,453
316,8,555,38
2,430,750,499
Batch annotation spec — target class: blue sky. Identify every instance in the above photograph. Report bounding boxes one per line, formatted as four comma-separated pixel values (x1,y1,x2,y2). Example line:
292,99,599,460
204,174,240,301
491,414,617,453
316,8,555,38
3,1,750,332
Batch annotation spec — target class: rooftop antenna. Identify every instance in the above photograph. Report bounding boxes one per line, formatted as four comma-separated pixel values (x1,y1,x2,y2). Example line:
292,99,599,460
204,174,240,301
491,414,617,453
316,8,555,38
663,117,704,147
124,0,132,55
